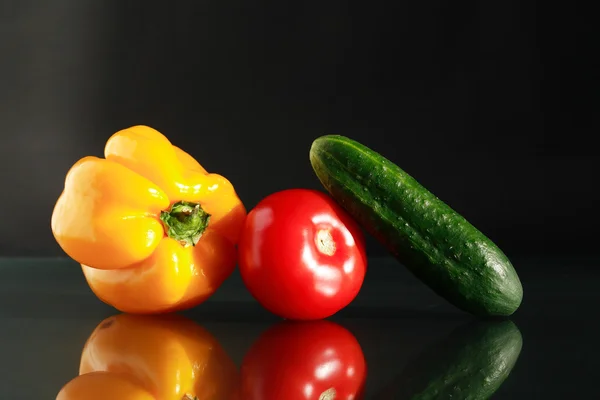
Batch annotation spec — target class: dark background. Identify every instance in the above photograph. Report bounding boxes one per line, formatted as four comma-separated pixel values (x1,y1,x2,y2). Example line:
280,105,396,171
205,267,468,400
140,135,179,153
0,1,595,259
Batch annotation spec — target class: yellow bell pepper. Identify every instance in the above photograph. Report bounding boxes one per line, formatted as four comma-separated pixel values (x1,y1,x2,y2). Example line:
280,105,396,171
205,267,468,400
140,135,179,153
56,313,239,400
56,371,155,400
51,125,246,313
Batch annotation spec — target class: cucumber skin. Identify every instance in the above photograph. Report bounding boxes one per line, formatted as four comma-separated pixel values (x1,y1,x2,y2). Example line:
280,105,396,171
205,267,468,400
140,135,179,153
375,320,523,399
310,135,523,316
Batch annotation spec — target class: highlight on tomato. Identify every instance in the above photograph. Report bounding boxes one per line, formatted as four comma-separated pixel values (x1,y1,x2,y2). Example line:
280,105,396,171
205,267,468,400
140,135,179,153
238,189,368,320
240,320,367,400
56,313,238,400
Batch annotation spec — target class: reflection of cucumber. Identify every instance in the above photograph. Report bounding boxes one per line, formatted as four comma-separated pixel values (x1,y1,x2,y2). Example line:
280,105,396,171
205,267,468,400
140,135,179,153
309,135,523,316
374,320,523,400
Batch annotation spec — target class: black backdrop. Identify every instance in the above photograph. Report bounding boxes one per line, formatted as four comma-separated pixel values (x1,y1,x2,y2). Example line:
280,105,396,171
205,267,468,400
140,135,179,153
0,1,595,259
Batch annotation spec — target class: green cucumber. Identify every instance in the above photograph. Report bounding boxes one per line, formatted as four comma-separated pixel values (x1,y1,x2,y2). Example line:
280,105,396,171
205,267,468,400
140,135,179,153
374,320,523,399
309,135,523,316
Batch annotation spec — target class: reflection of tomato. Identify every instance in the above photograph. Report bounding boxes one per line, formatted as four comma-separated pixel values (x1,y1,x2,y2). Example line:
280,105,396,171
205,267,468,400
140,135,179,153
56,313,238,400
240,320,367,400
238,189,367,320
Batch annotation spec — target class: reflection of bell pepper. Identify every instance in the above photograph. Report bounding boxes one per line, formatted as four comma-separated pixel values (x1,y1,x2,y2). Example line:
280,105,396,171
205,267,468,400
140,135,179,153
56,313,239,400
51,126,246,313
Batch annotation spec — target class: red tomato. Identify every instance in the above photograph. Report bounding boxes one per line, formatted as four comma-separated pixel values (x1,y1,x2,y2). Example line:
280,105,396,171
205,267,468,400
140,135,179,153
240,320,367,400
238,189,367,320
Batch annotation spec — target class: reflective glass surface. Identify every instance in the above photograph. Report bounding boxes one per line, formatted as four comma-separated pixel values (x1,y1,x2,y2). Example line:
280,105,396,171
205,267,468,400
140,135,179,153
0,257,594,399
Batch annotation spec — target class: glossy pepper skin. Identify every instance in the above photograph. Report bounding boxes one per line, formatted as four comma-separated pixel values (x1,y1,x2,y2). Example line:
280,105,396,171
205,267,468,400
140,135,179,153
56,371,155,400
56,313,239,400
51,125,246,313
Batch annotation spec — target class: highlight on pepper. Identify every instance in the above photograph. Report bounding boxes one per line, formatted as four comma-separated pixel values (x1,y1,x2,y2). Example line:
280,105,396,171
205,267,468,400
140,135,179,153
56,313,239,400
51,125,247,313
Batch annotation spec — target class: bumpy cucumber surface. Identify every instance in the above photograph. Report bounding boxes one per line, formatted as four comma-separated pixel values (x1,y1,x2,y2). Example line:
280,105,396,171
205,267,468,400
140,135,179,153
310,135,523,316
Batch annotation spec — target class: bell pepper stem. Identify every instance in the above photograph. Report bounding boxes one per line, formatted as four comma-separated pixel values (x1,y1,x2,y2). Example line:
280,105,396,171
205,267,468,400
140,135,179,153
160,201,210,247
